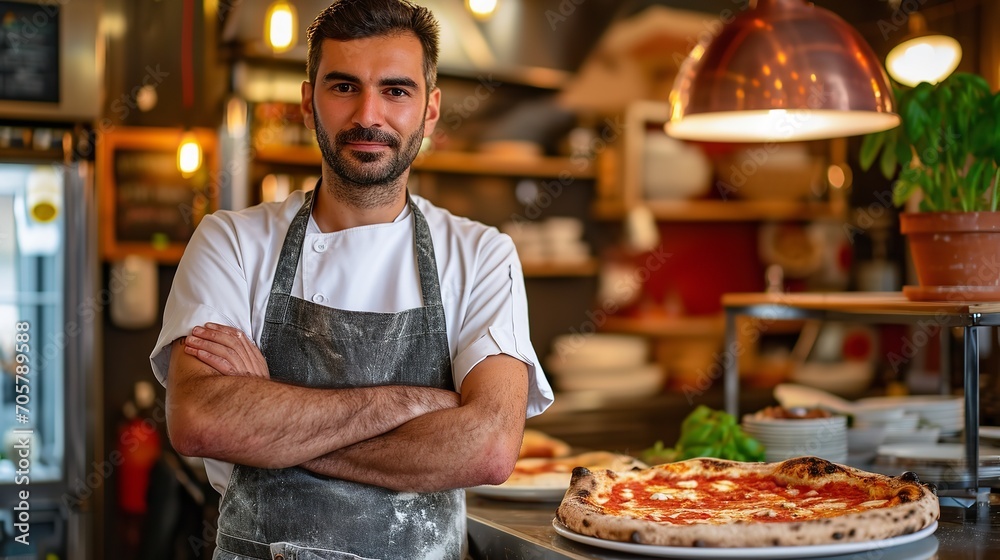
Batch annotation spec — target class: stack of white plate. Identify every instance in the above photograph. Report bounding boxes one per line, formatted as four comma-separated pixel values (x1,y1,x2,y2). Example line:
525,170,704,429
846,426,888,464
875,443,1000,483
742,414,848,464
856,395,964,437
546,334,663,399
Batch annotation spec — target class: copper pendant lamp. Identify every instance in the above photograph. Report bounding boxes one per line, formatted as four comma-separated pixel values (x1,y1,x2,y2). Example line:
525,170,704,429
666,0,900,142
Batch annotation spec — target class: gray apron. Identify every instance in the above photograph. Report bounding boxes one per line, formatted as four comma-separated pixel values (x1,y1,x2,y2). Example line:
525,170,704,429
214,191,465,560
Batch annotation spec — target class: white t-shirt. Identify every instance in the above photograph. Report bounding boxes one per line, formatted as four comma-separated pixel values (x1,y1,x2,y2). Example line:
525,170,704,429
150,191,553,495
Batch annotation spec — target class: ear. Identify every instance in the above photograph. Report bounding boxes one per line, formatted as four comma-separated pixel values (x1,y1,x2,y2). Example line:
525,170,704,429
423,88,441,138
301,80,316,130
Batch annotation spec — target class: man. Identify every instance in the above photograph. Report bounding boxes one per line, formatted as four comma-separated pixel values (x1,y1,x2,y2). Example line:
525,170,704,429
150,1,553,558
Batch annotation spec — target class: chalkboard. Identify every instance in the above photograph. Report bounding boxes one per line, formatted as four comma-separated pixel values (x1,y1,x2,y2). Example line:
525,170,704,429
0,1,60,103
99,127,218,263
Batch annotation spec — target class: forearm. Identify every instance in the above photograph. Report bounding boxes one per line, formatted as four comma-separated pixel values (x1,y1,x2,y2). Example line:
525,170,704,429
167,344,458,468
301,356,529,492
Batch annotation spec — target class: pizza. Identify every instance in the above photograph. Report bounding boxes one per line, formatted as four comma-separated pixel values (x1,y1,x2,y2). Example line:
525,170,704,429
556,456,938,548
519,429,572,459
503,451,646,489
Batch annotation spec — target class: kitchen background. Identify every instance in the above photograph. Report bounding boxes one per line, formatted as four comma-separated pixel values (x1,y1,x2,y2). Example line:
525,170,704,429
1,0,1000,558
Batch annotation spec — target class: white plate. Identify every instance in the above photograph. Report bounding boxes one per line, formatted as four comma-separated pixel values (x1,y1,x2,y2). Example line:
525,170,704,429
552,519,938,559
877,443,1000,464
981,426,1000,440
466,484,567,502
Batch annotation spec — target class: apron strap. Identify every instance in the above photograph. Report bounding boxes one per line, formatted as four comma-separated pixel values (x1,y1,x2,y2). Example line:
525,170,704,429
270,189,316,299
409,195,443,309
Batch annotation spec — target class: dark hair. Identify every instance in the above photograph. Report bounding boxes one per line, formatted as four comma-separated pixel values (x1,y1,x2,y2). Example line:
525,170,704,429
306,0,440,92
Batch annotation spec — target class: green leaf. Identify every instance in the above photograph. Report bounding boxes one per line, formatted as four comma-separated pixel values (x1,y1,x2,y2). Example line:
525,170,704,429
893,179,919,208
903,95,930,140
870,73,1000,210
879,138,899,178
736,436,765,461
895,139,913,170
859,130,885,171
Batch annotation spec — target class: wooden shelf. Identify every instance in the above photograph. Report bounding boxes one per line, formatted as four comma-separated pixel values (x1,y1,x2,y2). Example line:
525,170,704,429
0,147,66,162
592,199,843,222
521,258,599,278
252,144,594,179
602,315,725,337
253,144,323,166
414,151,593,179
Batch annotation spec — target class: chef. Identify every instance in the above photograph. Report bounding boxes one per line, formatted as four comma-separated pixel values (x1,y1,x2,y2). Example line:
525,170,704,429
149,1,554,558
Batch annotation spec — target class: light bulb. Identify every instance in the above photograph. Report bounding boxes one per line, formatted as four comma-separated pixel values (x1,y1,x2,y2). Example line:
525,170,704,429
466,0,498,20
265,1,297,52
177,132,202,177
886,35,961,87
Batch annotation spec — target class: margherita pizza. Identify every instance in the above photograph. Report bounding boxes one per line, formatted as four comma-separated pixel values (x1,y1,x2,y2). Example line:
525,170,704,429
519,429,572,459
504,451,646,489
556,456,938,548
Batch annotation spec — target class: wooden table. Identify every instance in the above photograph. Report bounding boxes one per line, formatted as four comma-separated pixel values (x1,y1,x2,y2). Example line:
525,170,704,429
721,292,1000,498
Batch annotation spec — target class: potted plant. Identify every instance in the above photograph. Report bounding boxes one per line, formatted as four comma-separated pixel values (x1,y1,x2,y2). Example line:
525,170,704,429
859,72,1000,301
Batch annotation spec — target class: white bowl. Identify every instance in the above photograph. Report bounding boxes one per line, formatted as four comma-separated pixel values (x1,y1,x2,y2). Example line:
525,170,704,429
883,428,941,445
851,406,907,424
555,364,663,396
550,334,649,370
714,143,825,201
788,361,875,397
642,133,712,200
847,426,888,455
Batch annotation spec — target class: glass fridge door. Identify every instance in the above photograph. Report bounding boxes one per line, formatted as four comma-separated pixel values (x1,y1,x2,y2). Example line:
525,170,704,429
0,163,66,483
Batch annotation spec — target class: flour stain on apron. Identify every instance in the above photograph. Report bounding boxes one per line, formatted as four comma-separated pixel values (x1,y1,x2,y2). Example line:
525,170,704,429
213,190,464,560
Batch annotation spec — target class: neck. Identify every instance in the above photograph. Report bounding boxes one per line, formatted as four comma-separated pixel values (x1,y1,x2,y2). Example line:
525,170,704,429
311,171,409,232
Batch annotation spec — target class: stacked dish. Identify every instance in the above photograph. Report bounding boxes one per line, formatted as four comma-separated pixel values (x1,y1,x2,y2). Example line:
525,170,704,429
546,334,663,399
846,426,888,464
874,443,1000,484
852,409,941,445
855,395,964,437
742,412,848,464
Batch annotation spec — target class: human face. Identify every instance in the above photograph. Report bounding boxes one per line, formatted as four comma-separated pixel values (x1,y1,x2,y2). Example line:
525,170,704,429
302,33,440,191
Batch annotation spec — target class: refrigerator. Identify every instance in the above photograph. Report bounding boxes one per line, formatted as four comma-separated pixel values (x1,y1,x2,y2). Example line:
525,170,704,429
0,148,96,558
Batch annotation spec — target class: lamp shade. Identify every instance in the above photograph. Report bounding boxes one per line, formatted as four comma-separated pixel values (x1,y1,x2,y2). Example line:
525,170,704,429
885,13,961,87
886,35,961,87
666,0,899,142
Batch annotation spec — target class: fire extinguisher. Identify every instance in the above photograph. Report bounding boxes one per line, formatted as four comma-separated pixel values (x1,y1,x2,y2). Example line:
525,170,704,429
117,382,162,514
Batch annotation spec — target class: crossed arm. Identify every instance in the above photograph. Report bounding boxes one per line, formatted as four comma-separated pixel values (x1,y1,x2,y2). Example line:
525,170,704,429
165,323,529,492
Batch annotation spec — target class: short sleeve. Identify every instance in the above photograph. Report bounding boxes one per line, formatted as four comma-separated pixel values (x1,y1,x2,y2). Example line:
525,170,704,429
149,214,252,385
452,233,553,418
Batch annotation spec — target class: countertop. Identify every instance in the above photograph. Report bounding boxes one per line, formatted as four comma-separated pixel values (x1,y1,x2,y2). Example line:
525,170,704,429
466,492,1000,559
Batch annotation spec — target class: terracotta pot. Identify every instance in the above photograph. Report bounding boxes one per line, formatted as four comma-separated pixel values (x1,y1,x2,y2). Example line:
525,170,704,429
900,212,1000,301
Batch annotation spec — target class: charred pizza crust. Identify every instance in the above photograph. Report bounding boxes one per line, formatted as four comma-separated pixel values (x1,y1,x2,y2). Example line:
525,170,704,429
556,456,938,548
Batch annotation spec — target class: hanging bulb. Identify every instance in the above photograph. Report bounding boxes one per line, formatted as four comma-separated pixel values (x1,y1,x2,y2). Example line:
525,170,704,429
177,131,202,177
466,0,498,20
265,0,297,53
886,36,961,87
885,12,961,87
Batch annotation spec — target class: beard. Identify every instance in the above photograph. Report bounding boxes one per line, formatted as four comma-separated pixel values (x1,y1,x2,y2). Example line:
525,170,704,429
314,110,425,209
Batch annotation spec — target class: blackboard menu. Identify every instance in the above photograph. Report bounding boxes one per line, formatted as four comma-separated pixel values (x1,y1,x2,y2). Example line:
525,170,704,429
0,1,60,103
113,149,208,245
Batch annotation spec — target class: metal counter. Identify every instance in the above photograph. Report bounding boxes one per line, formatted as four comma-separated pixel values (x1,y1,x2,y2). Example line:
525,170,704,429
467,493,1000,559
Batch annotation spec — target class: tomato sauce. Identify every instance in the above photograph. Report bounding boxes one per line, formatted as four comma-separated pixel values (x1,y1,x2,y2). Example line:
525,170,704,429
600,475,884,525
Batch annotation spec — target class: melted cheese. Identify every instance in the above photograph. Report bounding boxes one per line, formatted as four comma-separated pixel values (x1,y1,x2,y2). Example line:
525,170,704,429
599,473,900,526
812,501,848,511
711,480,736,493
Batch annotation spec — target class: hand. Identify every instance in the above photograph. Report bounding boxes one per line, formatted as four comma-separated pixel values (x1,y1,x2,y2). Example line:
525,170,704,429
183,323,270,379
